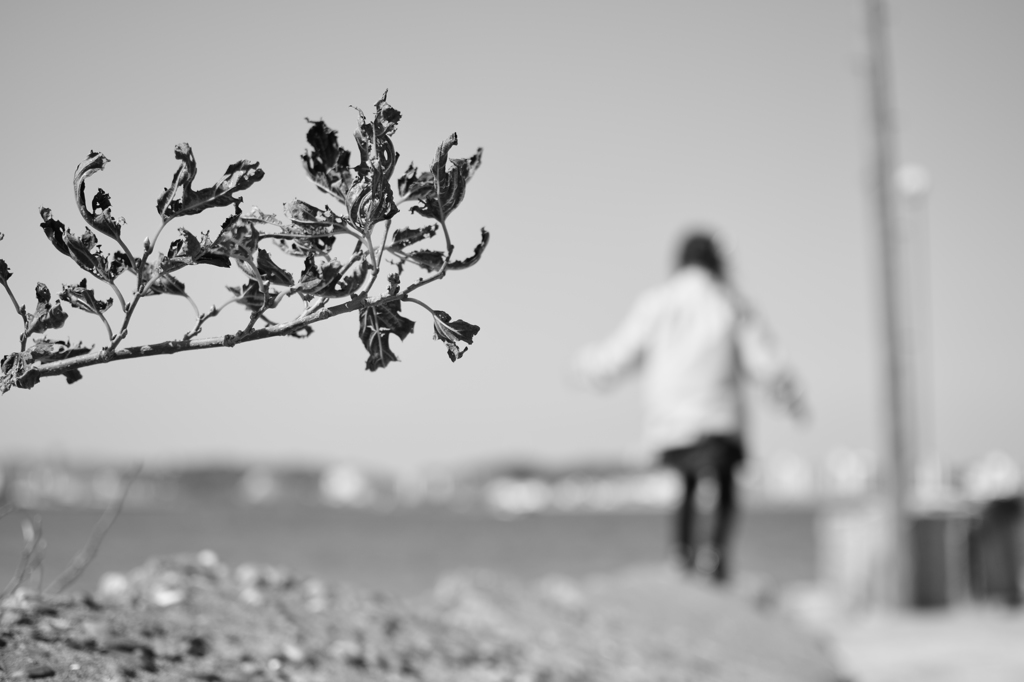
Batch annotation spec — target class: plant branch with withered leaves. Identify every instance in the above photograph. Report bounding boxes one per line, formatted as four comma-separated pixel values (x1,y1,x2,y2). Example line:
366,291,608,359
0,92,486,394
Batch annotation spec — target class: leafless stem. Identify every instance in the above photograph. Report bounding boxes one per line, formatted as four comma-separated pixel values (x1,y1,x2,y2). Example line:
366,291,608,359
183,294,244,341
105,278,128,313
46,465,141,594
240,265,269,335
107,269,166,352
361,219,392,295
112,211,176,349
111,232,137,266
404,296,435,316
97,309,114,343
182,291,200,319
400,176,452,298
2,278,27,326
1,513,43,599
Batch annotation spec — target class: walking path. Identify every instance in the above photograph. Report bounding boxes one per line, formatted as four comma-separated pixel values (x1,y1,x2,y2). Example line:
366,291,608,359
584,565,839,682
584,564,1024,681
782,586,1024,682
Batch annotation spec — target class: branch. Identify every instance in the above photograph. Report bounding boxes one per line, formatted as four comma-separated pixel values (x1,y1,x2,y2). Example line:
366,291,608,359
361,218,392,296
404,296,435,316
22,293,381,383
400,175,453,298
97,309,114,343
46,464,141,594
1,513,44,600
1,278,27,326
105,278,128,313
106,268,168,352
183,293,245,341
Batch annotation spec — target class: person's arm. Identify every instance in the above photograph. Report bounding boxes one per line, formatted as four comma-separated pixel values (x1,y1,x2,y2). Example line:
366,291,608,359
571,292,660,389
734,301,809,421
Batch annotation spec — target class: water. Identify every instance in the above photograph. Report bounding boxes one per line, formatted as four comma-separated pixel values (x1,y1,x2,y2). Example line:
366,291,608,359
0,505,816,597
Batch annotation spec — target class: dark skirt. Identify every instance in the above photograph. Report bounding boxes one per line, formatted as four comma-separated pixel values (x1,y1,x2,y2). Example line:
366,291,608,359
660,435,743,477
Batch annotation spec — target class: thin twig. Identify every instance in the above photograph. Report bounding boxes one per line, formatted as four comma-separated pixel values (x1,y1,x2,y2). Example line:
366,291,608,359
404,296,435,316
182,291,200,319
97,310,114,343
240,264,269,335
105,278,128,313
107,269,168,352
399,172,453,298
183,294,244,341
1,513,43,599
111,234,137,271
361,219,393,296
46,464,141,594
1,278,27,326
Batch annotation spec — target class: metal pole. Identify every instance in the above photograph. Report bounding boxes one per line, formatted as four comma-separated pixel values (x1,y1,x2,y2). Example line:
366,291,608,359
865,0,913,606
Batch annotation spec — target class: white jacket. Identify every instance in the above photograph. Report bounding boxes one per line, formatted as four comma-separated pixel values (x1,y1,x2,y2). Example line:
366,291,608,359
575,267,791,454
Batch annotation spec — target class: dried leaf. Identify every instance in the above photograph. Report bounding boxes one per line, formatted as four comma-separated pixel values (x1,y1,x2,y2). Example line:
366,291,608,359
162,228,231,273
257,203,338,257
38,208,127,282
404,135,482,221
448,228,490,271
295,256,366,299
284,200,352,235
431,309,480,362
407,250,446,273
358,299,414,371
295,256,343,298
74,152,125,240
334,261,368,297
139,263,188,298
25,338,91,363
390,225,437,251
208,213,260,262
226,280,277,313
156,143,264,219
62,228,104,274
301,120,354,203
348,174,399,228
0,352,35,394
256,249,294,287
59,279,113,315
108,251,133,279
39,208,71,258
348,94,401,228
23,283,68,338
353,91,401,181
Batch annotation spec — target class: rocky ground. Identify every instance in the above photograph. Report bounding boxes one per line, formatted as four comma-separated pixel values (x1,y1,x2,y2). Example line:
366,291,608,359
0,553,838,682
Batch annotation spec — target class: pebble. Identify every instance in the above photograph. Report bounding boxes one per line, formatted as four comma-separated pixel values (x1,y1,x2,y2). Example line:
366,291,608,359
187,636,209,657
281,642,305,663
95,573,132,605
195,550,220,568
26,664,56,679
149,585,185,608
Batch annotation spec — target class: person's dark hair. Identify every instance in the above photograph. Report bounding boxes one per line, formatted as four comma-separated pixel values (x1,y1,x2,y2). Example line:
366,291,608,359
677,231,725,280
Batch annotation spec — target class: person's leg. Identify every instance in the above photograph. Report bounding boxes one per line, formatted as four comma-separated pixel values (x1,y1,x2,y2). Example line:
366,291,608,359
676,471,698,570
710,463,736,582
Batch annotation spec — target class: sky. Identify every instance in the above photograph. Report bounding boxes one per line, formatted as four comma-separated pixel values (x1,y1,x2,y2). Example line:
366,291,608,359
0,0,1021,475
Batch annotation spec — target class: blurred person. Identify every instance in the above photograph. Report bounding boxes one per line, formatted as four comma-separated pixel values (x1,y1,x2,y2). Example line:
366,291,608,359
573,230,806,582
